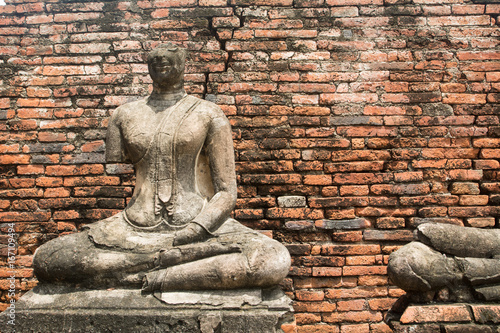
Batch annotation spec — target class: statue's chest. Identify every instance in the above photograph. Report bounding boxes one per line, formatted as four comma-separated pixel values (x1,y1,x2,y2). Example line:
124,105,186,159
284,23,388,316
121,109,208,163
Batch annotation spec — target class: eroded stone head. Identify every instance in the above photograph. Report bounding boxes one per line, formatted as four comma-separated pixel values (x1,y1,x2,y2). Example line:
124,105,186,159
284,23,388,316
147,43,187,88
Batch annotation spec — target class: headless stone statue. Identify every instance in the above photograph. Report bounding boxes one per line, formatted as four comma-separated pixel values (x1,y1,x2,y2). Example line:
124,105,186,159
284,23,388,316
33,44,291,292
388,223,500,302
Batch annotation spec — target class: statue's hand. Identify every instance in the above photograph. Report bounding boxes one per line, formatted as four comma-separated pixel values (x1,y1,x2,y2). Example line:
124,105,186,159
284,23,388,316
173,223,208,246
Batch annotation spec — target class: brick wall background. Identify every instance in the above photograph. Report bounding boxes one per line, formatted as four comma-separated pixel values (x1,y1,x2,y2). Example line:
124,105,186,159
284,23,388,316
0,0,499,331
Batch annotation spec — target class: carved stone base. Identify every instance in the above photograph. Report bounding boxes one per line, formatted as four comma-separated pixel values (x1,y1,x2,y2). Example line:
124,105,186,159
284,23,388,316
0,285,293,333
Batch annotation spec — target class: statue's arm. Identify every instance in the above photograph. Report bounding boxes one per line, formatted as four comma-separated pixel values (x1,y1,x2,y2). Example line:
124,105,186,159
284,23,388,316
193,113,238,229
105,107,130,163
173,110,237,245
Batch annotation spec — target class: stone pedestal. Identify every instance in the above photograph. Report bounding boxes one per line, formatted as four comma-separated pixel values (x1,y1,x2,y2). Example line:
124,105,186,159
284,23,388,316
388,300,500,333
0,285,293,333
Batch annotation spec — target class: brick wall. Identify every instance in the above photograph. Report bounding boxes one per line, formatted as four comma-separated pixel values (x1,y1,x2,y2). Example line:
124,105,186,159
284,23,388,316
0,0,499,331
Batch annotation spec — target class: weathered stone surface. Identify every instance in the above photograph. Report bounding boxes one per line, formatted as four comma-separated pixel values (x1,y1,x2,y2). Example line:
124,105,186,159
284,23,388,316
0,285,293,333
284,220,315,231
388,223,500,302
421,103,454,116
277,195,306,208
417,223,500,259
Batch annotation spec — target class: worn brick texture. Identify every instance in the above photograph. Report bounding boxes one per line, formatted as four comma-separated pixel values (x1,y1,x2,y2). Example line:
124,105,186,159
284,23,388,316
391,303,500,332
0,0,499,331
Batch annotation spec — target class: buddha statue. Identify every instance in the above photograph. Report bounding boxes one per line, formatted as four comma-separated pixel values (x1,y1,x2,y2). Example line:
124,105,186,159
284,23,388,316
33,43,291,292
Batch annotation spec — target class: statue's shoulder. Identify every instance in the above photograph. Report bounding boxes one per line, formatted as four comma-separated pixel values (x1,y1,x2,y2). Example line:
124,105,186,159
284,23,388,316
188,96,226,120
111,98,148,122
115,98,148,114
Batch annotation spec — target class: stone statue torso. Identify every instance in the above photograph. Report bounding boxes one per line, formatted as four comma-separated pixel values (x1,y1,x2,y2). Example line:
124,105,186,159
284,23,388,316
107,95,217,230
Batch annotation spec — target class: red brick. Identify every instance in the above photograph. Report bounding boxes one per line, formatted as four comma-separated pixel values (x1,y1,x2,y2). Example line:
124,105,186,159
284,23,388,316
400,304,472,324
199,0,228,5
44,187,71,198
358,275,387,286
339,186,369,196
320,93,378,104
241,174,301,185
357,207,416,217
342,266,387,276
296,290,325,301
301,256,345,267
418,207,447,217
337,299,365,312
296,325,339,333
295,301,337,314
323,310,383,323
469,304,500,324
54,12,101,22
46,164,104,176
449,206,492,217
211,16,240,28
442,94,487,104
448,169,483,181
324,209,355,219
339,324,370,333
267,208,324,219
256,30,318,39
0,268,33,278
296,313,322,325
9,178,35,188
234,209,264,219
459,195,489,206
16,3,45,13
81,141,105,153
326,287,387,300
467,217,495,228
0,211,50,222
280,321,296,333
26,14,53,25
327,0,382,4
332,17,388,28
231,0,292,4
331,231,363,242
376,217,405,229
481,149,500,159
312,267,342,277
57,221,77,231
429,14,490,25
0,144,20,154
321,245,380,256
368,298,397,311
394,172,423,183
0,154,30,165
303,175,332,185
371,184,430,196
310,197,369,208
475,159,500,169
0,27,28,35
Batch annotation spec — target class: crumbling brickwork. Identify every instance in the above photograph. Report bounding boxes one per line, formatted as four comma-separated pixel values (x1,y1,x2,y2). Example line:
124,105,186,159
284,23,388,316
0,0,499,331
